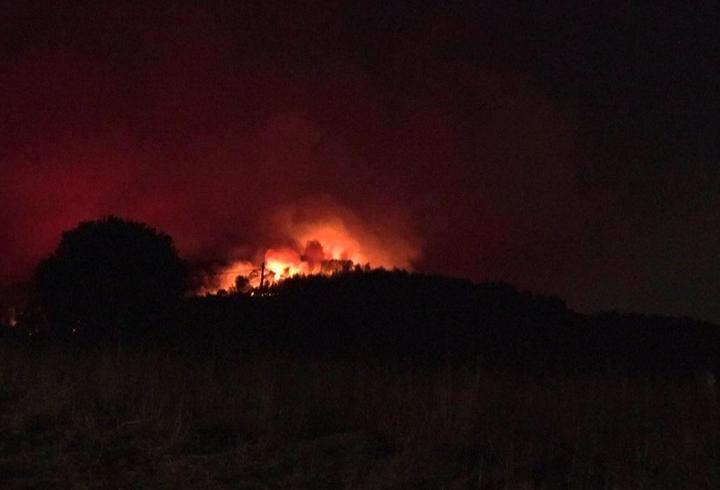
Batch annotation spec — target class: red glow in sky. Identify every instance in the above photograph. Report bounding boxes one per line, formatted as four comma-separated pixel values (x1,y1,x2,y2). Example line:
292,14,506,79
2,2,719,322
201,199,420,293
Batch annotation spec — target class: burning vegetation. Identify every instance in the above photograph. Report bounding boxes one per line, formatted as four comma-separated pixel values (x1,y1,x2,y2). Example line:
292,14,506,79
201,208,419,295
205,243,361,295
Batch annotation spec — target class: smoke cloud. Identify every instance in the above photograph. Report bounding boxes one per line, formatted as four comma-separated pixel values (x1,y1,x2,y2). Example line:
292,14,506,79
2,2,719,322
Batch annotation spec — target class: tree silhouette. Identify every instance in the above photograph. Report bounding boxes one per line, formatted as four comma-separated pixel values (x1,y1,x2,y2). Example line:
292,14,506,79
34,216,187,336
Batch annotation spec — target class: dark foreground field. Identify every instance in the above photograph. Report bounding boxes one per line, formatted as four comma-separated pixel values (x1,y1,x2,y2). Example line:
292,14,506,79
1,342,719,489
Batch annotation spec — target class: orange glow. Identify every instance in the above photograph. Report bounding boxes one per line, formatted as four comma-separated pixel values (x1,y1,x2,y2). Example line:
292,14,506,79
201,208,419,295
265,247,304,281
202,260,255,294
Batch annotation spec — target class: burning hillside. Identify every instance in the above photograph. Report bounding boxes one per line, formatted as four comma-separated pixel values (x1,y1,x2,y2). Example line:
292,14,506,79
199,202,420,294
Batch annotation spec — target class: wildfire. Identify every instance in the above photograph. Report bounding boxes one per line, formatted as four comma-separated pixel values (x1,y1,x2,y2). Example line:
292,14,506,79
201,209,419,295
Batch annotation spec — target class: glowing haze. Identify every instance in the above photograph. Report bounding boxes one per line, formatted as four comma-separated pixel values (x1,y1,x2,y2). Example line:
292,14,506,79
201,200,420,293
1,2,719,322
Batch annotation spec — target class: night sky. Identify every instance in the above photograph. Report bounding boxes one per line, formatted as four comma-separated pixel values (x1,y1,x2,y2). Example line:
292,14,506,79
1,2,718,322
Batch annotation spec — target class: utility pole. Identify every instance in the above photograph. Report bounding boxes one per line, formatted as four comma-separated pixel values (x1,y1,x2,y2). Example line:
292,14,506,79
258,261,266,292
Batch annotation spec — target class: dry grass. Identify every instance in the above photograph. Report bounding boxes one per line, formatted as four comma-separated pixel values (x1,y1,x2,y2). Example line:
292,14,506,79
1,342,719,489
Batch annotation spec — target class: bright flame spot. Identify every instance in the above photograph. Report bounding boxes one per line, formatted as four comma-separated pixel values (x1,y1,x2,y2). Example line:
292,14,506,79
200,212,416,295
265,247,304,280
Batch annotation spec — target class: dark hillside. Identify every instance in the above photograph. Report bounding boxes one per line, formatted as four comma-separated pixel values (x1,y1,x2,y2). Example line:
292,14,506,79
147,269,720,374
3,270,720,488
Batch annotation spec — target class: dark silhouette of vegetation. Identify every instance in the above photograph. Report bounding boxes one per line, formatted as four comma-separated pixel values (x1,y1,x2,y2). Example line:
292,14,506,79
10,216,718,374
33,216,187,338
166,269,719,375
3,221,720,488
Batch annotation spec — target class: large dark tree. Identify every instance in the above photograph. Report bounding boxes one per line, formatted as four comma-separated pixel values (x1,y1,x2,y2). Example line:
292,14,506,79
34,216,187,336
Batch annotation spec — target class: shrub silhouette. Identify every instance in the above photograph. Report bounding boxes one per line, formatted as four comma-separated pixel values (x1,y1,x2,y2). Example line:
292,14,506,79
172,269,720,373
34,216,187,336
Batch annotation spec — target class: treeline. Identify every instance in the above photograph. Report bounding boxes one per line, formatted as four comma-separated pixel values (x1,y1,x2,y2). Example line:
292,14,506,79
3,216,719,374
5,267,720,373
139,269,720,374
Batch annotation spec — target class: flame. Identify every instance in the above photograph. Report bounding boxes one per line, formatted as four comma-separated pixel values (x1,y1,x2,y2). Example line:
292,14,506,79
202,260,255,294
201,207,419,295
265,247,304,281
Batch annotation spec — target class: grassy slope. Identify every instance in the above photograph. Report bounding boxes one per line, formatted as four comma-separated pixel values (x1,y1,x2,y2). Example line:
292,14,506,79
1,342,719,489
